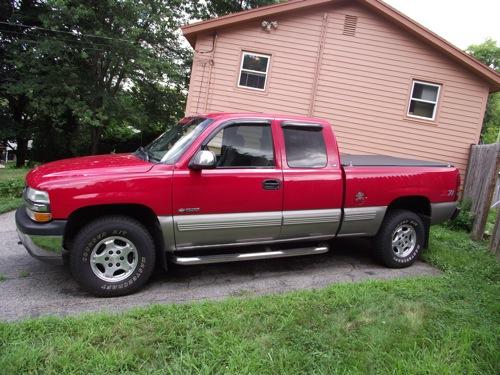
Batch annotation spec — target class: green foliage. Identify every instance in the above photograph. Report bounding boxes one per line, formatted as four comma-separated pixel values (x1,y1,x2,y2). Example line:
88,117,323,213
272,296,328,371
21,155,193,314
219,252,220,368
467,39,500,144
0,167,27,213
189,0,280,19
1,0,192,162
0,197,23,214
0,178,24,198
467,38,499,71
443,199,474,232
0,226,499,373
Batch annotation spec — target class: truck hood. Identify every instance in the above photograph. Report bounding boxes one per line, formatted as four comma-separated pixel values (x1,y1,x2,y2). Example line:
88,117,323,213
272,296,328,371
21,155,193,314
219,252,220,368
27,153,154,187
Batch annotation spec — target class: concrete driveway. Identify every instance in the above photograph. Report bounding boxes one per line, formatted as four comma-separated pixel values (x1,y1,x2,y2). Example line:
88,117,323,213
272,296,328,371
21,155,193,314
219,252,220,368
0,210,440,321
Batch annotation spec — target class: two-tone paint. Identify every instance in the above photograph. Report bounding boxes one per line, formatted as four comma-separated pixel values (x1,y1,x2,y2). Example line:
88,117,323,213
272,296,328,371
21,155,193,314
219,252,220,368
22,112,460,261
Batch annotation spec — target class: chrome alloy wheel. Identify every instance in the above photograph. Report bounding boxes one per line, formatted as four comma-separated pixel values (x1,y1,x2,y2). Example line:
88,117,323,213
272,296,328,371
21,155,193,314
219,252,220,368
90,236,139,282
392,224,417,258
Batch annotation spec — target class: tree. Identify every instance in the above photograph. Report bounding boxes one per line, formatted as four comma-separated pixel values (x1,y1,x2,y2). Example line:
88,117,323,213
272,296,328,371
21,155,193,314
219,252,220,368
189,0,280,19
0,0,49,167
40,0,191,154
466,39,500,144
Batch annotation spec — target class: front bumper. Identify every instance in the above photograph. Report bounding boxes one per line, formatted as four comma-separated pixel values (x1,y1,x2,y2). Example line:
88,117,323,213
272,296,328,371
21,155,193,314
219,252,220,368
15,208,67,264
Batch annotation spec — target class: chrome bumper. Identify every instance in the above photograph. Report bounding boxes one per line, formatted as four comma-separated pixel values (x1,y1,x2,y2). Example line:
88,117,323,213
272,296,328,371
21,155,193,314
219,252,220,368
17,229,65,265
15,207,67,265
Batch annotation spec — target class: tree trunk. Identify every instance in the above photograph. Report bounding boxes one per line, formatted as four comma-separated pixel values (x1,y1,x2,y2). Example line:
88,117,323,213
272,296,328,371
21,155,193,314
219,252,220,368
15,137,28,168
90,127,101,155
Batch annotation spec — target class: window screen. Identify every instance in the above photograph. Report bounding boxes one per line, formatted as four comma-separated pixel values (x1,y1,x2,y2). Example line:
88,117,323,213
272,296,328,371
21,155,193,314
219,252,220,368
204,124,274,168
283,126,327,168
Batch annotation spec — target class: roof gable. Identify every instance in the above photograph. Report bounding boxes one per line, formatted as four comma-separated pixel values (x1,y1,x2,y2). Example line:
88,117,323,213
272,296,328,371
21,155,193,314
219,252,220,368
182,0,500,91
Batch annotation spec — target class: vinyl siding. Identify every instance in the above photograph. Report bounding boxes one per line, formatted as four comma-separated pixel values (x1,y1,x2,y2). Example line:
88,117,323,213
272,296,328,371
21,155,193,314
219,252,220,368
184,2,490,177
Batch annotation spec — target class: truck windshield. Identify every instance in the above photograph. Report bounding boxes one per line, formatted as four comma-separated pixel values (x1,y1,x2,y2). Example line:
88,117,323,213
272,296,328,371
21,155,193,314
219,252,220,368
137,117,212,164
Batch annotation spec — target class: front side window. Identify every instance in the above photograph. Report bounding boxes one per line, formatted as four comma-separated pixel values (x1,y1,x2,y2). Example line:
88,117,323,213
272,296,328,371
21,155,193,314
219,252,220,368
407,80,441,120
203,123,274,168
283,126,327,168
238,52,270,90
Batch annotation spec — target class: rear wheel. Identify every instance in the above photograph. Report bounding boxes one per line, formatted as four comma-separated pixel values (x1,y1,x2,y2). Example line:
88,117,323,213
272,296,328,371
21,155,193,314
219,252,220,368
70,216,156,297
374,209,425,268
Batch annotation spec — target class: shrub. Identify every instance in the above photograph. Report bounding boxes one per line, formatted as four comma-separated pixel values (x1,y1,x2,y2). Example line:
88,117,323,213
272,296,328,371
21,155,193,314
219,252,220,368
443,198,474,232
0,179,25,198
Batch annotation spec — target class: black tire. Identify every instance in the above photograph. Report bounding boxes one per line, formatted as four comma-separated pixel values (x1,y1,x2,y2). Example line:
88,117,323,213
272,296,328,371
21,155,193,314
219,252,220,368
69,216,156,297
374,209,425,268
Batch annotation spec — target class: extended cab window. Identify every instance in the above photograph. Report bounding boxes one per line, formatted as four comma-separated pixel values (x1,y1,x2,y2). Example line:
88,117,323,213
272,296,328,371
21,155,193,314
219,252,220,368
203,123,274,168
283,126,327,168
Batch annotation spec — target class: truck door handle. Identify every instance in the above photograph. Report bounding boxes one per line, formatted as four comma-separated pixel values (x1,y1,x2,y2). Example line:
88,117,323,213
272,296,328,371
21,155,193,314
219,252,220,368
262,179,281,190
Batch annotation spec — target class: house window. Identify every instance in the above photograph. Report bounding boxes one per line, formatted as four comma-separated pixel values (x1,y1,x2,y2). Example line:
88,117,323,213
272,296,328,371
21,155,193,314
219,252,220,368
238,52,270,91
407,80,441,120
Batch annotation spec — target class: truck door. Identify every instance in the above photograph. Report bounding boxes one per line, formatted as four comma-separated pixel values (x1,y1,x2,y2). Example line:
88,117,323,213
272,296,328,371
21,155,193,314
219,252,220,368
277,120,343,240
172,119,283,250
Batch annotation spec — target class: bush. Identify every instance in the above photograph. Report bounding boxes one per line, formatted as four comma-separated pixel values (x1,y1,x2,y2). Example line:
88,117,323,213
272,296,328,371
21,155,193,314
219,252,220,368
443,199,474,232
0,179,25,198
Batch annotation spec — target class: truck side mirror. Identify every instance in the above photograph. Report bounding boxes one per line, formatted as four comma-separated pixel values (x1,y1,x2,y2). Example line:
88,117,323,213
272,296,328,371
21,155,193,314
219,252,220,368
189,150,217,170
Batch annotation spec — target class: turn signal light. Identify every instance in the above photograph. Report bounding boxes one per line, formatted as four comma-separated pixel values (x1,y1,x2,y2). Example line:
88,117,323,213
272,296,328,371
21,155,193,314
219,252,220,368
26,209,52,223
33,212,52,223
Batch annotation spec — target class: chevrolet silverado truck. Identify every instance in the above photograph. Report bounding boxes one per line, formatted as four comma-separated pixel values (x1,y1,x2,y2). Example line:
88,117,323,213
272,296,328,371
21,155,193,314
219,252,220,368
16,113,460,296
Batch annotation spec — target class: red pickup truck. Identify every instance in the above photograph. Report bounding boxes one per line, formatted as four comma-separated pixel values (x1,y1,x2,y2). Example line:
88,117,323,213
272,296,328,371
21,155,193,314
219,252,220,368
16,113,459,296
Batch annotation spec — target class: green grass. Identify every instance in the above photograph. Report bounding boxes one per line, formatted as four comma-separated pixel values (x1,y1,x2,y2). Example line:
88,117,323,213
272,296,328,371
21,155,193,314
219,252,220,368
0,167,30,182
0,274,5,282
0,167,28,214
0,227,499,374
0,197,23,215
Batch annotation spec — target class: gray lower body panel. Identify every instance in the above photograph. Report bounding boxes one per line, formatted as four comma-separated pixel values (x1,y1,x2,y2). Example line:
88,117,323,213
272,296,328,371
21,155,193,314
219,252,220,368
337,206,387,237
163,208,367,251
430,202,458,224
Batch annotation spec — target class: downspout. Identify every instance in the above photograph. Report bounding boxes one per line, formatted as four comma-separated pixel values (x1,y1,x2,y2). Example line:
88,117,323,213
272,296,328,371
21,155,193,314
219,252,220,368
194,32,218,114
308,13,329,116
203,32,218,113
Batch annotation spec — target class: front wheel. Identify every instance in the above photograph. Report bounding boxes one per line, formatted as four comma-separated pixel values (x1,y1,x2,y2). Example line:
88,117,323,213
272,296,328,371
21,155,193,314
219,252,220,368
374,209,425,268
70,216,156,297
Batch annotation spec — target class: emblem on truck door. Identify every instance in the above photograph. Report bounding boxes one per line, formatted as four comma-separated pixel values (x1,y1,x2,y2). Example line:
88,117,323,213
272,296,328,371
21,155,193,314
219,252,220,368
355,192,367,202
178,208,200,213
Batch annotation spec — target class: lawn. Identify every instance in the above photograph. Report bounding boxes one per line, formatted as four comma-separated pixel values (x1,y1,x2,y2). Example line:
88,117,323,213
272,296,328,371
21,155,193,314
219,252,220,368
0,226,498,374
0,166,29,214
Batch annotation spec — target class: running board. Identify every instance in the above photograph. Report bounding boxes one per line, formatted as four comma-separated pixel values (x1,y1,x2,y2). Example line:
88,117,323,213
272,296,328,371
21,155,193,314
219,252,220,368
171,245,329,265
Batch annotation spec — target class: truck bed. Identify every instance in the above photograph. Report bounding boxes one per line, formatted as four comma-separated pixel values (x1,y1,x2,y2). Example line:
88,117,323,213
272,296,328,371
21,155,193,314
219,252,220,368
341,154,452,168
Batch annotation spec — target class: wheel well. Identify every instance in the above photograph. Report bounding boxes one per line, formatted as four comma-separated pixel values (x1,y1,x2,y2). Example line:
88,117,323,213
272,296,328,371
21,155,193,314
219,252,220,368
387,196,431,218
387,196,431,247
64,204,167,268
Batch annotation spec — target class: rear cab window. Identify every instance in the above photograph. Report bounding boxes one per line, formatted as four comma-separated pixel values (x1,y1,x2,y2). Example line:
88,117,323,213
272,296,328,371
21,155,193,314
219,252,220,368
281,123,328,168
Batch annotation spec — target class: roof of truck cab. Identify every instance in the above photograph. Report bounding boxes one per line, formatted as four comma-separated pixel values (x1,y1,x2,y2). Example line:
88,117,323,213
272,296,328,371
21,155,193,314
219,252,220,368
198,112,329,123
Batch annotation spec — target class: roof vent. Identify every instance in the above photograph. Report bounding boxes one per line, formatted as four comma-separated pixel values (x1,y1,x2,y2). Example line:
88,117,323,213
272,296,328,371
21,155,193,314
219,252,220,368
343,15,358,36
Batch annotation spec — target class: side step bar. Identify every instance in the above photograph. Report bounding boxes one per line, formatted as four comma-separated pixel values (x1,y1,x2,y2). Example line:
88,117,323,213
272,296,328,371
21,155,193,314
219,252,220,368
171,245,329,265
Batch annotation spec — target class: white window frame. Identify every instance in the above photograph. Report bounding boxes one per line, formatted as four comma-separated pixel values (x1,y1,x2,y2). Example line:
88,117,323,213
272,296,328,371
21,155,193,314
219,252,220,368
237,52,271,91
407,80,441,121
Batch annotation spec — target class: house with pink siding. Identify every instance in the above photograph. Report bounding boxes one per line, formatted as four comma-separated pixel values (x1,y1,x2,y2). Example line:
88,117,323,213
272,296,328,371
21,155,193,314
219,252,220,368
181,0,500,177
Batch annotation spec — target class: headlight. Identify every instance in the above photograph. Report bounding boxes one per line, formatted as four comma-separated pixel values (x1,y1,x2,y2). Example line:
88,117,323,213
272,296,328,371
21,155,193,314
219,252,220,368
26,187,50,205
24,187,52,223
